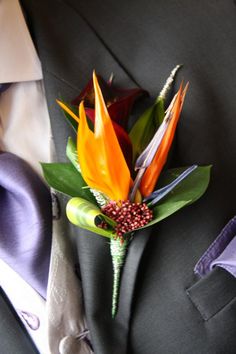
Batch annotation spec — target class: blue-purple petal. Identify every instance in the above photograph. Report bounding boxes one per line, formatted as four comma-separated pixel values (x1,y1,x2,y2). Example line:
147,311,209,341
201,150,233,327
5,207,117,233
134,109,172,170
145,165,198,206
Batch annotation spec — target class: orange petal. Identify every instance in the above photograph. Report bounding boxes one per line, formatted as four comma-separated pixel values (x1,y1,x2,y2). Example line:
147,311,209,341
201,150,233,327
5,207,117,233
77,102,98,186
77,73,131,202
140,83,189,197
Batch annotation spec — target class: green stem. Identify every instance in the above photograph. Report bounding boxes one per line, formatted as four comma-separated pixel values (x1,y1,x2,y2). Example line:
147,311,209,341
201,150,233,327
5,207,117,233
110,238,128,318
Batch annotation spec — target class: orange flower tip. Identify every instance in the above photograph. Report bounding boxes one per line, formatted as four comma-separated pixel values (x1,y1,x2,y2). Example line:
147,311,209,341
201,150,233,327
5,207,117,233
56,99,80,124
79,101,86,117
183,82,189,96
180,82,189,108
180,81,189,94
93,70,97,81
56,98,62,106
79,100,83,109
93,71,100,91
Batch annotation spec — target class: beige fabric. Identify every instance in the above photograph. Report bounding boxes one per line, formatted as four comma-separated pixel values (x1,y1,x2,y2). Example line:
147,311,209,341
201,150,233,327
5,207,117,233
0,81,52,176
47,217,92,354
0,0,42,83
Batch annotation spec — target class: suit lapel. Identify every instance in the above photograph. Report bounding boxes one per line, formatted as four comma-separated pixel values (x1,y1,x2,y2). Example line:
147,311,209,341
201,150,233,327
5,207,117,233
21,0,150,352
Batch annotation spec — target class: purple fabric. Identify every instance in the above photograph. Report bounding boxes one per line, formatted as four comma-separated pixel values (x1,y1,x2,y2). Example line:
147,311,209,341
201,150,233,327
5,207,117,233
210,237,236,277
0,83,11,93
0,152,52,298
194,216,236,277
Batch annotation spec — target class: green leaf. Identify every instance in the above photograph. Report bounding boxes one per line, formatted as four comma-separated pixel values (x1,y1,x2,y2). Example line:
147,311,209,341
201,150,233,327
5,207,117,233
138,165,211,229
129,97,165,163
66,197,115,238
41,162,96,204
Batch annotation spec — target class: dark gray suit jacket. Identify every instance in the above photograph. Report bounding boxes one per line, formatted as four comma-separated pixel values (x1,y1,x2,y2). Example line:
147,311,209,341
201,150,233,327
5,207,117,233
3,0,236,353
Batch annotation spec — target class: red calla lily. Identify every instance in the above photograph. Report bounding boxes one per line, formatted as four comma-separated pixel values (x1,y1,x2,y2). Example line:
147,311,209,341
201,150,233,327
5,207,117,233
71,74,148,128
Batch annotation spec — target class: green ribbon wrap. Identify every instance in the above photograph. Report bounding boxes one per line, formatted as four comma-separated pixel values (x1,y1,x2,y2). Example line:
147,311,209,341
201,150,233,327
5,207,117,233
110,238,128,318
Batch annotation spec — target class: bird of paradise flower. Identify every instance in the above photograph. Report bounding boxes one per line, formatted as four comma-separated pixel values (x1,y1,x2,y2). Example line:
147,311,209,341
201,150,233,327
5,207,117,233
42,67,211,317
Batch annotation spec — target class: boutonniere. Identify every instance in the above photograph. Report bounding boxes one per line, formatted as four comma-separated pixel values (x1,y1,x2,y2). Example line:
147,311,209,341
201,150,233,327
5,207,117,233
42,66,211,317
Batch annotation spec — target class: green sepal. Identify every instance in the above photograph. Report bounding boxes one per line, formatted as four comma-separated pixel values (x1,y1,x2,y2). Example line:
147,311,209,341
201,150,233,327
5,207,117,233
41,162,96,204
129,97,165,163
66,137,81,172
66,197,116,238
137,165,211,230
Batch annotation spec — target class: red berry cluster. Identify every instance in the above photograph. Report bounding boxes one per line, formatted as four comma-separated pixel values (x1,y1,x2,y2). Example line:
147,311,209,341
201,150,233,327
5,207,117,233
101,200,153,239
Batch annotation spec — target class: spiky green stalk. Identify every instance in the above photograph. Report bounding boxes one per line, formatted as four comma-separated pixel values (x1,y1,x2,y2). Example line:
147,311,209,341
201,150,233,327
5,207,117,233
158,64,182,100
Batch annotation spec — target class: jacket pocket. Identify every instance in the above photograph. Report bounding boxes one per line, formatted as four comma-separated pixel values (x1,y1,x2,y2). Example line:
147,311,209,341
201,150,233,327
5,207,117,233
186,267,236,321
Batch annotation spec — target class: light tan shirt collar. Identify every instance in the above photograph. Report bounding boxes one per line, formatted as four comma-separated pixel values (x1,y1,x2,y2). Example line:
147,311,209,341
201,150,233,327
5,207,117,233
0,0,42,83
